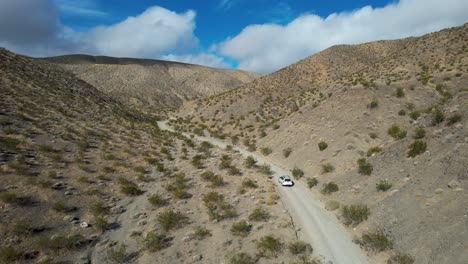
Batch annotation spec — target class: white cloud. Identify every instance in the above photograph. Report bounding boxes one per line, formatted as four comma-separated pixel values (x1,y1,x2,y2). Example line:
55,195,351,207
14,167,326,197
163,53,230,69
56,0,108,17
0,2,201,61
219,0,468,74
87,7,198,58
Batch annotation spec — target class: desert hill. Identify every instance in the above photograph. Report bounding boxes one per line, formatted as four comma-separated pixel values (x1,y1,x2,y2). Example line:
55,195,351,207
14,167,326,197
42,54,260,112
173,23,468,264
0,48,302,264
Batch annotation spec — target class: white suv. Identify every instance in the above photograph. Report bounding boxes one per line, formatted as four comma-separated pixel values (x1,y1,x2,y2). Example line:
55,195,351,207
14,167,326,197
278,175,294,186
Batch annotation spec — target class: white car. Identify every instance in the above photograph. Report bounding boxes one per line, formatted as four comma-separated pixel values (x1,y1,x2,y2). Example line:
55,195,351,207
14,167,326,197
278,175,294,186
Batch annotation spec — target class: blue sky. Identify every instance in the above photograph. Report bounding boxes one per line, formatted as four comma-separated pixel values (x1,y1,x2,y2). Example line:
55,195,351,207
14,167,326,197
57,0,391,50
1,0,467,74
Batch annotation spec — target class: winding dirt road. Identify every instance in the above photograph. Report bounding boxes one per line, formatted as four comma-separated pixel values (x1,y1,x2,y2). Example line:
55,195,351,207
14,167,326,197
158,120,371,264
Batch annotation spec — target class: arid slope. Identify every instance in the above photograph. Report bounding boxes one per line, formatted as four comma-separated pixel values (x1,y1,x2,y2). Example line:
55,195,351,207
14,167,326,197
174,23,468,264
42,55,260,111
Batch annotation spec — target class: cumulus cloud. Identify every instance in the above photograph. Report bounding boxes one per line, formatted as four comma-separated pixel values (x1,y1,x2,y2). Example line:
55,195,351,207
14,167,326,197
163,53,230,69
219,0,468,74
87,7,198,58
0,1,200,60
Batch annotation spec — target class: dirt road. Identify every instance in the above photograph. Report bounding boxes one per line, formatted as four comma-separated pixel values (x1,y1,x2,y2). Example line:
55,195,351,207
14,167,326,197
158,120,371,264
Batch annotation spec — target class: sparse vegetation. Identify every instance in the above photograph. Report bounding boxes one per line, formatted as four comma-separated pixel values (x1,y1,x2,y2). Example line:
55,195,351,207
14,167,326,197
106,243,130,263
447,114,462,126
261,147,273,156
321,163,335,174
148,193,166,207
318,141,328,151
357,232,393,252
307,178,318,188
242,179,258,189
283,147,293,158
291,167,305,178
413,127,426,139
230,220,252,236
288,241,312,256
431,108,445,125
193,226,211,240
244,156,257,168
367,146,383,157
396,87,405,98
157,209,186,231
368,99,379,109
226,252,256,264
387,253,415,264
341,204,370,226
144,231,169,252
248,207,270,221
407,140,427,157
260,164,273,175
388,124,407,139
203,192,236,221
321,182,339,194
376,180,392,191
256,235,283,258
357,158,373,175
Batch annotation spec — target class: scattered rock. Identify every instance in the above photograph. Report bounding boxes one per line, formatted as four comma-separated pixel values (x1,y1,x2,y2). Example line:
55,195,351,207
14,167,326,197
192,255,203,262
448,180,461,189
435,188,444,194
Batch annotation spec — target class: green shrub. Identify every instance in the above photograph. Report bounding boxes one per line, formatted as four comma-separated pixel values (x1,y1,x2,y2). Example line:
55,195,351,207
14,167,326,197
369,132,378,139
431,109,445,125
291,167,304,178
230,220,252,236
396,88,405,98
288,241,312,256
248,207,270,221
409,111,421,120
193,226,211,240
447,114,462,126
144,231,169,252
307,178,318,188
191,154,205,168
226,252,256,264
256,235,283,258
0,192,18,204
387,253,415,264
283,148,293,158
157,209,186,231
368,100,379,109
203,192,236,221
376,180,392,192
367,146,383,157
228,166,242,176
398,109,406,116
261,147,273,156
242,179,258,189
0,246,19,262
219,155,232,169
407,140,427,157
52,201,67,212
388,124,407,139
148,193,166,207
120,184,144,196
244,156,257,168
341,204,370,226
321,182,339,194
413,127,426,139
89,201,108,216
321,163,334,174
318,141,328,151
95,217,111,232
357,158,373,175
201,171,224,187
358,232,393,252
260,164,272,175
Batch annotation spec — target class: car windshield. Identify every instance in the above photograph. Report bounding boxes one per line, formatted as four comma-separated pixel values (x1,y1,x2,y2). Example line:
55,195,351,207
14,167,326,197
284,178,291,181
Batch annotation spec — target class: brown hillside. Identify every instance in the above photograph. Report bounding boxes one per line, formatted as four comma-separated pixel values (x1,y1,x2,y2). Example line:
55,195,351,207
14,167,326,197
42,55,260,112
174,23,468,264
